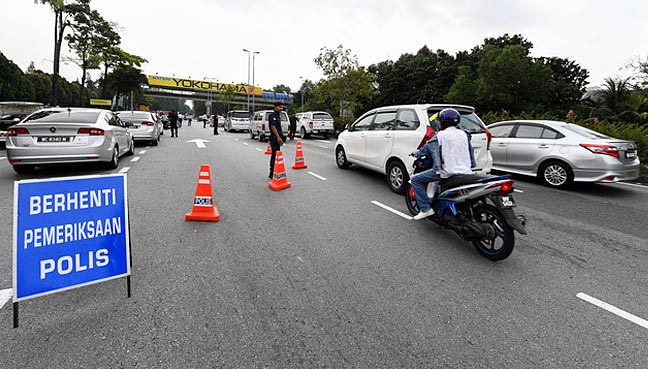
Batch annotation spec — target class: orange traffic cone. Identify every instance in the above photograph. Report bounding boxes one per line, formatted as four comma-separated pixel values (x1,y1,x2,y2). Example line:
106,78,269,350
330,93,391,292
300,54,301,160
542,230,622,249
268,151,291,191
264,141,272,154
292,141,308,170
185,164,220,222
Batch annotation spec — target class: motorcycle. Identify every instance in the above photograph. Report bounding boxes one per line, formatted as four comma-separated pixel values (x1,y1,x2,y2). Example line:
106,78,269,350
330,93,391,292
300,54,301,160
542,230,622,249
405,155,527,261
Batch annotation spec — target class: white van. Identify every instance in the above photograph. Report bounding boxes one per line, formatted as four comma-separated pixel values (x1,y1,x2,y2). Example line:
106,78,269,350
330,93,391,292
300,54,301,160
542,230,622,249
249,110,290,141
294,111,335,139
224,110,251,132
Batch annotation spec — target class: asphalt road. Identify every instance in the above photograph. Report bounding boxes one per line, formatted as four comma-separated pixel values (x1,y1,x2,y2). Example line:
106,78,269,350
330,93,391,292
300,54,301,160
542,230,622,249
0,124,647,368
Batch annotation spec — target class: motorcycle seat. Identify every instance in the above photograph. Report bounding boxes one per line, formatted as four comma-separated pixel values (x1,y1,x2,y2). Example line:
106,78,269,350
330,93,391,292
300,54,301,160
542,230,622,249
440,174,485,192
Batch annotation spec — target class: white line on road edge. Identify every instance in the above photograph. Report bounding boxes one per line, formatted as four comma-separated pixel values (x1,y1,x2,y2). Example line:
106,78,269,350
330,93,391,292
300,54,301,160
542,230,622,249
577,292,648,330
0,288,12,310
614,182,648,189
316,140,331,144
319,145,328,149
308,171,327,181
255,148,263,152
130,157,140,162
371,200,413,220
138,150,147,154
119,167,130,173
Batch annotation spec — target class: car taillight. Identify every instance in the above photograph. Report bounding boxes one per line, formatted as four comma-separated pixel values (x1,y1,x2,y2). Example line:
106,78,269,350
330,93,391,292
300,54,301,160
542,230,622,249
77,127,105,136
485,127,492,150
309,121,313,129
417,126,435,149
261,124,266,130
7,127,30,136
579,144,619,158
141,121,155,126
488,180,514,195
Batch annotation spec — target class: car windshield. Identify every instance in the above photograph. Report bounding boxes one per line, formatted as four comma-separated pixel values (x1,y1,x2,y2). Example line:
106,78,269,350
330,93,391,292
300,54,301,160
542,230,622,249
232,112,250,118
24,110,101,124
562,124,612,139
313,112,333,120
116,112,151,120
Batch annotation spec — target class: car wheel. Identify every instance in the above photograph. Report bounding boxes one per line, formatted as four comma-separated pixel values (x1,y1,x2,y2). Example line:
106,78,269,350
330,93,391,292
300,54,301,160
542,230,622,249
322,133,329,140
107,145,120,169
250,130,255,139
151,138,158,146
387,160,408,194
336,146,350,169
540,161,573,188
300,127,308,139
126,139,135,156
258,132,265,142
13,164,35,174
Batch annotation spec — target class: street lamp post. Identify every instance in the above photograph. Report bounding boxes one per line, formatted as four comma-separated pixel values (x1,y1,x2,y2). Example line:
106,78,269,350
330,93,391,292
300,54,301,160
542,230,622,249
252,51,260,115
243,49,251,113
299,76,305,113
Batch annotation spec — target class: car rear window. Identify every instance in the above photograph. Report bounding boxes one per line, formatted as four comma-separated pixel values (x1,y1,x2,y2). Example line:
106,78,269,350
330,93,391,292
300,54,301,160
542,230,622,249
562,124,612,139
116,112,151,119
427,110,485,134
24,110,101,124
232,111,250,118
313,112,332,120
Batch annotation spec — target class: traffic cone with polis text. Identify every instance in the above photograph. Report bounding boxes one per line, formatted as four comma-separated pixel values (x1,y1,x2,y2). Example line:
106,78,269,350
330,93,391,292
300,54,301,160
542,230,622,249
268,151,291,191
185,164,220,222
264,141,272,154
292,141,308,169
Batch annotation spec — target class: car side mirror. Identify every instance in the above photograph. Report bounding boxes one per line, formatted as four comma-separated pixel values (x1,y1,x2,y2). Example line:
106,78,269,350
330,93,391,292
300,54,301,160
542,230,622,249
345,124,351,131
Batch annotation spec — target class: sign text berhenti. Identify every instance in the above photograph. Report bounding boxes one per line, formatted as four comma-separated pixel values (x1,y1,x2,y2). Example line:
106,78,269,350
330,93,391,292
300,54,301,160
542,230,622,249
14,174,131,301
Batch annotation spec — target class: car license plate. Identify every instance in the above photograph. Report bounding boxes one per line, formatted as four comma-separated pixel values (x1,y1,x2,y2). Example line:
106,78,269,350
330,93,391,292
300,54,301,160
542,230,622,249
37,136,71,143
626,151,636,159
500,195,516,208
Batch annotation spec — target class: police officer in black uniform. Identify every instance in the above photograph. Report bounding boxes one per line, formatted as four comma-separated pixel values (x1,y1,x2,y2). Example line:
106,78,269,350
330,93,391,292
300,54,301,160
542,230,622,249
268,102,285,179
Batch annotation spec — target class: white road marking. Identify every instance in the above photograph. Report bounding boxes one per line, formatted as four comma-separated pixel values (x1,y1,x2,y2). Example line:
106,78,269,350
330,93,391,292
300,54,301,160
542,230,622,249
234,138,239,142
371,200,413,220
319,145,328,149
0,157,5,160
308,171,327,181
138,150,147,154
187,139,210,148
243,143,249,146
0,288,12,309
255,148,263,152
316,140,331,144
119,167,130,173
297,256,304,263
614,182,647,189
577,292,648,330
130,157,141,162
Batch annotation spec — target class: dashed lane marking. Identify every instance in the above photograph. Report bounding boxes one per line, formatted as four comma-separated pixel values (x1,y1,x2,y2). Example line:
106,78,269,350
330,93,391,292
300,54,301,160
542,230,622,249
371,200,413,220
255,148,263,152
234,138,239,142
308,171,327,181
243,143,249,146
0,157,5,160
319,145,328,149
316,140,331,144
130,157,140,162
577,292,648,330
614,182,647,189
138,150,147,154
0,288,12,309
297,256,305,263
119,167,130,173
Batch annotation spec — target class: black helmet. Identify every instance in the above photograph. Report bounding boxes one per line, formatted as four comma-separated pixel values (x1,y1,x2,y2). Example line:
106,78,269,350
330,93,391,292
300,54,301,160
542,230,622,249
438,108,461,128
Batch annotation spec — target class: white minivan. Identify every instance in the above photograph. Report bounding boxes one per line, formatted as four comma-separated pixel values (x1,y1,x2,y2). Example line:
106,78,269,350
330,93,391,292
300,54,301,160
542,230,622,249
224,110,251,132
335,104,493,194
249,110,290,141
294,111,335,139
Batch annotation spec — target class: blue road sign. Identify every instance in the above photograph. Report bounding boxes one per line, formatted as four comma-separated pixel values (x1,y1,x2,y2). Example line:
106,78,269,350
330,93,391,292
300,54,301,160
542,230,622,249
13,174,131,302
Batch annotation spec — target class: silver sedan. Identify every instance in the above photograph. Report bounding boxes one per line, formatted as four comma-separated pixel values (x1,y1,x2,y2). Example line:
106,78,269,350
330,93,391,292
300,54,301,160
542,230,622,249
487,120,640,188
5,108,134,173
115,110,161,146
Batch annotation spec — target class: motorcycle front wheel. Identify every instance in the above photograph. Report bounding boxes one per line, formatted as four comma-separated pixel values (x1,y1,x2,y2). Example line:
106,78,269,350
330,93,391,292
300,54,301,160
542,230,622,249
471,204,515,261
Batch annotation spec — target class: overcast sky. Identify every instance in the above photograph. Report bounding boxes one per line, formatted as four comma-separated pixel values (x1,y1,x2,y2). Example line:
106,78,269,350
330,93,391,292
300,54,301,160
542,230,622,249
2,0,647,93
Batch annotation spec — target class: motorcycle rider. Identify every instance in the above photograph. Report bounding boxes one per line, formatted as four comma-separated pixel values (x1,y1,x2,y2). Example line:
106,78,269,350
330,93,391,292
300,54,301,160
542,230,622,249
411,108,476,220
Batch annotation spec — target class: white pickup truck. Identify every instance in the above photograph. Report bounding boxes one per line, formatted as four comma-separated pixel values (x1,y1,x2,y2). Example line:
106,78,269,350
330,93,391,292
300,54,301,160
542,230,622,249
295,111,335,139
0,101,43,146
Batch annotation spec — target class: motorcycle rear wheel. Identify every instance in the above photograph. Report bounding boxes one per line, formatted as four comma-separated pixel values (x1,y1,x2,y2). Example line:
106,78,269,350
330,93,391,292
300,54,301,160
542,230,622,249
405,184,420,215
471,204,515,261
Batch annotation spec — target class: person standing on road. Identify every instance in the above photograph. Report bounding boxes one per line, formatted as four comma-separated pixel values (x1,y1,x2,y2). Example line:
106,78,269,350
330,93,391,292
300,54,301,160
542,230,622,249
169,109,179,138
268,102,285,179
288,114,298,140
213,113,219,135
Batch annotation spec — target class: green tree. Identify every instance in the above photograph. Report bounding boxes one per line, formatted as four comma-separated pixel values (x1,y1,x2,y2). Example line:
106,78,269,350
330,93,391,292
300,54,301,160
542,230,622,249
272,85,291,93
445,65,478,104
105,64,146,108
539,57,589,114
27,69,53,104
602,77,631,113
0,52,36,101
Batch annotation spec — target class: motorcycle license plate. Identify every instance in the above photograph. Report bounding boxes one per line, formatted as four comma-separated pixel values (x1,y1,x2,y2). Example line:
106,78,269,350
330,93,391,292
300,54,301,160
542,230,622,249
500,195,516,208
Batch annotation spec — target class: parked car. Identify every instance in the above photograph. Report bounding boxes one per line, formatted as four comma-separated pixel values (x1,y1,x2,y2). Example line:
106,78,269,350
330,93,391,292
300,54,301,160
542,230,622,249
335,104,493,193
487,120,640,188
115,110,161,146
224,110,251,132
249,110,289,141
0,101,43,146
5,108,134,173
294,111,335,139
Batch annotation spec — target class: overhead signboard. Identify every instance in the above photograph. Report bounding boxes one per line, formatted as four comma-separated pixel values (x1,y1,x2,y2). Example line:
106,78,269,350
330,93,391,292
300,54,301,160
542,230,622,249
147,75,262,96
89,99,112,106
13,174,131,302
